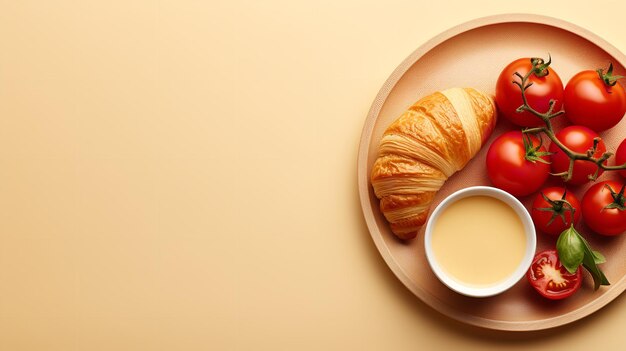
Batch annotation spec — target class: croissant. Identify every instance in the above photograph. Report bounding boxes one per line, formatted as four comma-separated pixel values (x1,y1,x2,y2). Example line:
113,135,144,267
370,87,497,240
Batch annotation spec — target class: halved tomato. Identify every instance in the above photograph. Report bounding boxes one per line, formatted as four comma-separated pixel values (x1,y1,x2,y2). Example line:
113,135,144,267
527,249,582,300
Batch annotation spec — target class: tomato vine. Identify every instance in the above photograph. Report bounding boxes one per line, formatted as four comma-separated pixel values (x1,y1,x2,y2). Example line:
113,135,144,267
512,57,626,182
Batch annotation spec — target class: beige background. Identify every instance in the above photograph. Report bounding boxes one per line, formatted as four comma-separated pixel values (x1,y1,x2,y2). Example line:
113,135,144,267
1,1,626,350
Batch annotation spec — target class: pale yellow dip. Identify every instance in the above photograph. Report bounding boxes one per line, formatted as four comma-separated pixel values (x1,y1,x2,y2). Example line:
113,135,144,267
431,195,527,287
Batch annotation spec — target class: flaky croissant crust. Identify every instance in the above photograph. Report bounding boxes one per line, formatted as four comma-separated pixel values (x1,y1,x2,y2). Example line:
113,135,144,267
371,87,497,239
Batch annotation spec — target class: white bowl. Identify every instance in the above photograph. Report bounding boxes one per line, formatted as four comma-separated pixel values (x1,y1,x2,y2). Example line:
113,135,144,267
424,186,536,298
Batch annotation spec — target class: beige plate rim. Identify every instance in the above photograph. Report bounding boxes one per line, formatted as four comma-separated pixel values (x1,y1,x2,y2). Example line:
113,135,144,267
356,13,626,332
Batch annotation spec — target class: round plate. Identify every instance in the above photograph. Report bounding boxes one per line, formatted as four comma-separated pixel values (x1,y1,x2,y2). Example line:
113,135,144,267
357,14,626,331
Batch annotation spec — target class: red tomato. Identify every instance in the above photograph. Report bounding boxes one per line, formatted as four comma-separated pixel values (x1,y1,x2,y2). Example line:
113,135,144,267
486,131,550,196
564,66,626,132
496,57,564,127
549,126,606,185
582,180,626,236
527,249,582,300
616,139,626,178
531,187,581,236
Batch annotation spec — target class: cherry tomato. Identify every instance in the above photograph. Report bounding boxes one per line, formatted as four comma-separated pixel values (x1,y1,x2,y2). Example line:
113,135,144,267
486,131,550,196
527,249,582,300
564,65,626,132
496,57,564,127
615,139,626,178
549,126,606,185
581,180,626,236
531,187,581,236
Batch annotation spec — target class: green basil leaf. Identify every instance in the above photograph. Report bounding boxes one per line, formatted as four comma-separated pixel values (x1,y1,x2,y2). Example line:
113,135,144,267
583,258,602,290
592,250,607,265
556,226,585,274
599,269,610,286
582,253,609,290
578,232,610,290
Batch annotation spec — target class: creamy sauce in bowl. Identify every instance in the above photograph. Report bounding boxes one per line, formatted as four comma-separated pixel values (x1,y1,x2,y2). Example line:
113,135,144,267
431,195,527,287
425,186,536,297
